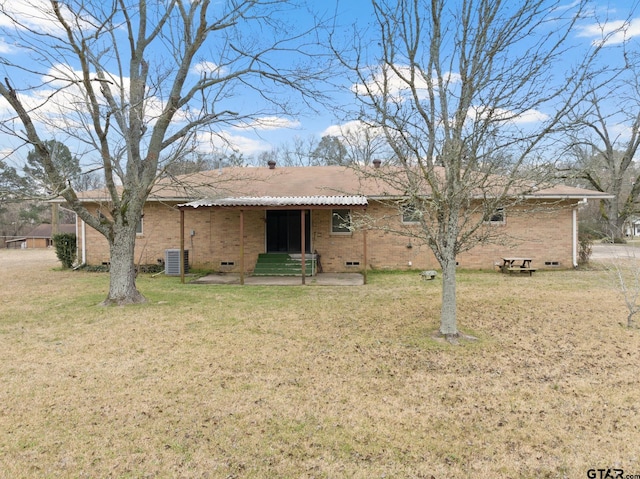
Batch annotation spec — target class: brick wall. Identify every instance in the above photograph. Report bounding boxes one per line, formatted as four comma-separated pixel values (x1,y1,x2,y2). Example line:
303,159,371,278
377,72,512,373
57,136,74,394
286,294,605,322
79,202,182,266
359,200,576,270
78,199,577,272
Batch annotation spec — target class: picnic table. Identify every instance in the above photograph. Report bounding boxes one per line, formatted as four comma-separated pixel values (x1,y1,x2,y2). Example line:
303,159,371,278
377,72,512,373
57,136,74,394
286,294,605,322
500,257,536,276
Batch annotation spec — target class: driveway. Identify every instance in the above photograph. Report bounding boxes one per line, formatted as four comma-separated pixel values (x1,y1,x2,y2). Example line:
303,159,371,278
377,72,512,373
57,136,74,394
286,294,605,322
591,242,640,260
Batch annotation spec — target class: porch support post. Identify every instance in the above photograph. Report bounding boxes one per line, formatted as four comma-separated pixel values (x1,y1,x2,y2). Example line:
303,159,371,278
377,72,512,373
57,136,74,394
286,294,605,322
51,203,59,236
301,209,306,285
240,209,245,285
180,208,185,284
363,210,368,285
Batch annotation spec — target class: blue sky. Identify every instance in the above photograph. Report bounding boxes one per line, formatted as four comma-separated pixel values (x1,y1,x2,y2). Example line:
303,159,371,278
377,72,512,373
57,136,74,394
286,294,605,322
0,0,639,170
248,0,640,158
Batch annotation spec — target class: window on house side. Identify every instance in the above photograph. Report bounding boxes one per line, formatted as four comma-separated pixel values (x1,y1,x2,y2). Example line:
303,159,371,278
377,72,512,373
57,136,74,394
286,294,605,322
136,217,144,235
331,209,351,234
487,207,505,225
402,204,421,224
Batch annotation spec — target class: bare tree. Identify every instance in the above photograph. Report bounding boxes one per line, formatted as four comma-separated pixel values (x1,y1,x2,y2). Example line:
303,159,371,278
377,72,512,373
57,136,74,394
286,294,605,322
0,0,327,304
334,0,608,340
256,135,319,166
607,252,640,328
561,67,640,239
256,126,390,167
310,135,348,165
338,122,390,166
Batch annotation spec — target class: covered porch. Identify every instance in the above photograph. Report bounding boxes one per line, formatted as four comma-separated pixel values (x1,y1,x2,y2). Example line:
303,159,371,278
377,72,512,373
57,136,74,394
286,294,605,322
178,195,369,285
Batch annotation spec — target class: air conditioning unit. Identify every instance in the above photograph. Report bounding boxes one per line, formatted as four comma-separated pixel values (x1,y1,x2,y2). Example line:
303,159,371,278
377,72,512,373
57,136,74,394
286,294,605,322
165,249,189,276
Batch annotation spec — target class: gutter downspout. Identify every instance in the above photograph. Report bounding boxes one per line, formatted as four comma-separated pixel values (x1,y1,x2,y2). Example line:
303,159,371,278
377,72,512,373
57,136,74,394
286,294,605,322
180,209,185,284
81,219,86,264
573,198,588,268
572,207,577,268
71,220,87,270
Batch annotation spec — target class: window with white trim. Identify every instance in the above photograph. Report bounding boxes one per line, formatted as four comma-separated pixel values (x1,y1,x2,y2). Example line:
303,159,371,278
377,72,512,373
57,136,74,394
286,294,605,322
136,217,144,235
331,209,352,234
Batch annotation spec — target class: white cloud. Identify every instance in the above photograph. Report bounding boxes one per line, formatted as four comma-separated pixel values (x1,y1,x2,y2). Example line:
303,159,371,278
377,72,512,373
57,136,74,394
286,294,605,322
577,17,640,46
0,38,13,54
233,116,301,131
196,130,271,156
322,123,351,137
468,105,549,124
351,65,460,101
191,61,227,77
513,109,550,124
322,120,382,139
0,0,95,35
318,110,548,149
608,121,636,143
0,62,189,136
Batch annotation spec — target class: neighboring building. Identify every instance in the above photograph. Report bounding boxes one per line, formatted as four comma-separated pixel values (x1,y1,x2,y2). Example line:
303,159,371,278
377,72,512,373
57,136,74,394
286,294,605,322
70,164,610,273
4,223,76,249
625,217,640,237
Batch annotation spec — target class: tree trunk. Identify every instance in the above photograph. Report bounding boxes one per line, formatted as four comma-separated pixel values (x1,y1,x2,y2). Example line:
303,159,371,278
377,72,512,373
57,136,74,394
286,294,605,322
604,182,624,239
605,207,625,239
439,257,458,339
102,223,146,306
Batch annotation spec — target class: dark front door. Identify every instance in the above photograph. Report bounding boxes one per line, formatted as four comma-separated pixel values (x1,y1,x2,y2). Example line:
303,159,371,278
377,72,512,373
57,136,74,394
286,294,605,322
266,210,311,253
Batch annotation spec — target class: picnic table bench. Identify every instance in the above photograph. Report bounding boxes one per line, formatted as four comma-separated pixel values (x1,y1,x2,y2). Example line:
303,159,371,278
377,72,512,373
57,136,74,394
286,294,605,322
500,257,537,276
420,270,437,280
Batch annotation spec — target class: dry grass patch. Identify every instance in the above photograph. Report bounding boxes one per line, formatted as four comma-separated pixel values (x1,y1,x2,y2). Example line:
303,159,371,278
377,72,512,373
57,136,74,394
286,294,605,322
1,249,639,478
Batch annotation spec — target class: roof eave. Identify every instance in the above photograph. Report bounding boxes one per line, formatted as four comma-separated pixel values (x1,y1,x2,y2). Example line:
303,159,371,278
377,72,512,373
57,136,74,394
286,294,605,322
522,193,615,200
179,195,369,209
54,196,191,204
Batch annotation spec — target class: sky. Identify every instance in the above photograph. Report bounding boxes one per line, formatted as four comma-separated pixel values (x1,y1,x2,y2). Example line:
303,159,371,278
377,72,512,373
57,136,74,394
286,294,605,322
0,0,640,171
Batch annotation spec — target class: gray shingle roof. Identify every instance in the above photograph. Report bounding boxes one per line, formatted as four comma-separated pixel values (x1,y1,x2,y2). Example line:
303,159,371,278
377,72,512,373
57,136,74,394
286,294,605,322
71,165,613,203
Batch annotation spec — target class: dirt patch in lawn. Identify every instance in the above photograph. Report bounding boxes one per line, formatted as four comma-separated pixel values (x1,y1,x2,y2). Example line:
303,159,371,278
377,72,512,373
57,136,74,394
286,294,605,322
0,250,639,478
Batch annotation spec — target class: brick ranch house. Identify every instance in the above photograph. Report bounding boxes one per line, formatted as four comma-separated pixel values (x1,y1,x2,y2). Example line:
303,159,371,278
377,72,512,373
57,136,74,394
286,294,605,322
69,164,610,275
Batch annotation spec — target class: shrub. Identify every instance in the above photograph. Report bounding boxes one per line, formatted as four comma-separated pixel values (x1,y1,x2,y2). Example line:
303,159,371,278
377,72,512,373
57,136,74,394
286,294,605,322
76,263,164,274
52,233,77,269
578,231,594,264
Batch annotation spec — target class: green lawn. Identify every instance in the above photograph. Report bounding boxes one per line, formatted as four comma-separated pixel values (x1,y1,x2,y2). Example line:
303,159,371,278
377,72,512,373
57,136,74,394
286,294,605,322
1,249,639,478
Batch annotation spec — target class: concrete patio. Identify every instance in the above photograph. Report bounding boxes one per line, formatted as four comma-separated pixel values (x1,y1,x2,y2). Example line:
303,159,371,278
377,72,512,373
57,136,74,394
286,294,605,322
189,272,365,286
